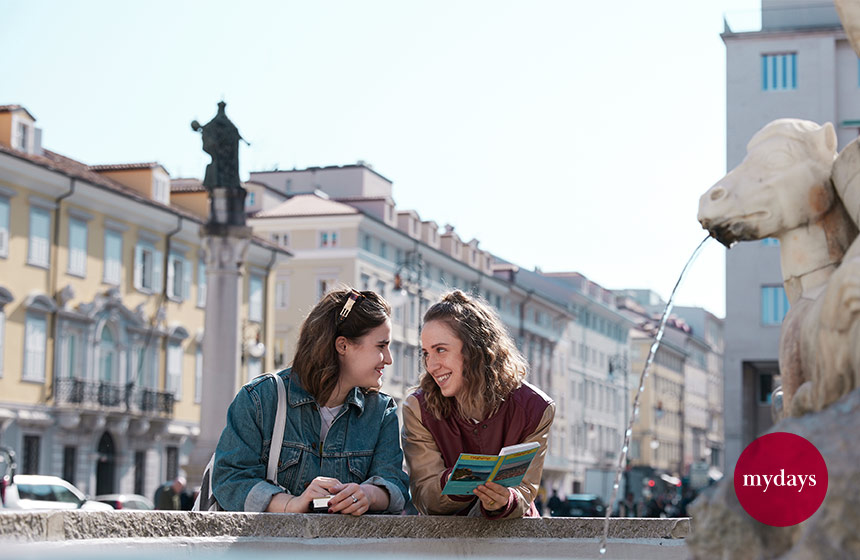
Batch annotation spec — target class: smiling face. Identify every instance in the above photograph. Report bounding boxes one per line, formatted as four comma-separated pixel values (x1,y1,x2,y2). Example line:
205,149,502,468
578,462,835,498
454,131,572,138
335,319,392,397
421,320,466,399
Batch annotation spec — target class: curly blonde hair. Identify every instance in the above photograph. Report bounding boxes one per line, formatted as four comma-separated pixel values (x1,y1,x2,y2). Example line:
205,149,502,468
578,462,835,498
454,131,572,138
419,290,527,419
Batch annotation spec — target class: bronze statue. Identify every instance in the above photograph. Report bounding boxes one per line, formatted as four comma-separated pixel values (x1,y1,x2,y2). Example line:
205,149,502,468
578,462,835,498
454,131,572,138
192,101,248,226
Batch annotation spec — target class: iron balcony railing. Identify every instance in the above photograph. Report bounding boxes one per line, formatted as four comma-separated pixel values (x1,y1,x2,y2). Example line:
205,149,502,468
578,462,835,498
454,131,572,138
54,378,175,416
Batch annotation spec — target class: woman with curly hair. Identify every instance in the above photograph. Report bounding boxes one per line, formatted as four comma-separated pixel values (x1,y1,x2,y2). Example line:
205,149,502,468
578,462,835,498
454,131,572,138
402,290,555,518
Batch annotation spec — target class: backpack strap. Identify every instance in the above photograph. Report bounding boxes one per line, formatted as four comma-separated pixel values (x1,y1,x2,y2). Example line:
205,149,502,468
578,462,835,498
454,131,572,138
266,373,288,485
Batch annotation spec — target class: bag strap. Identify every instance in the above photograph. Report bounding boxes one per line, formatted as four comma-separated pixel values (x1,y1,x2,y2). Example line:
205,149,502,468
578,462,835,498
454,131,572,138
266,373,288,485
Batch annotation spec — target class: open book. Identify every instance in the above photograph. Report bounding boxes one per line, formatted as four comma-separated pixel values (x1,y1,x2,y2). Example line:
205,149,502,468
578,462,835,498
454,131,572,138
441,441,540,495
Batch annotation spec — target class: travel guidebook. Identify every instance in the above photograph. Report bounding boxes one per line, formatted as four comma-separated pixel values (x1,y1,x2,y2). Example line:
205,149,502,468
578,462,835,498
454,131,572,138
441,441,540,495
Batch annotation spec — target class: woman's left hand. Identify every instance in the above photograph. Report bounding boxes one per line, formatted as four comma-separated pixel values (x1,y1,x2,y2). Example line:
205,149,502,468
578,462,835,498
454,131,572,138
474,481,509,511
328,482,369,516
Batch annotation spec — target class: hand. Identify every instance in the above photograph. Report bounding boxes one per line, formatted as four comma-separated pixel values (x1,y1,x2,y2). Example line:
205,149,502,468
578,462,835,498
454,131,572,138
473,482,509,512
288,476,342,513
327,482,369,516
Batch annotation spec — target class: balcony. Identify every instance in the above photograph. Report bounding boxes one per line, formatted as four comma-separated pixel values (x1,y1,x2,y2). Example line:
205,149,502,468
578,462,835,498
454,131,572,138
54,378,174,416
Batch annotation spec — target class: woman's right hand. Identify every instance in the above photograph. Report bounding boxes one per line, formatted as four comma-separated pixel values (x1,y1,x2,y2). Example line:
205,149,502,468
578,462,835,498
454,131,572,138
285,476,342,513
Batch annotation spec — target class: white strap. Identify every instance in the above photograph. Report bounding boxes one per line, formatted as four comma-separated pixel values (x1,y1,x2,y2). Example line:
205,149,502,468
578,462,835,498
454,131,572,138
266,373,288,485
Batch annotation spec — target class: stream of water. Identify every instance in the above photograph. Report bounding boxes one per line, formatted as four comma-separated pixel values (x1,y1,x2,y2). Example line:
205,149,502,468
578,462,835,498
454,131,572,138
598,234,712,556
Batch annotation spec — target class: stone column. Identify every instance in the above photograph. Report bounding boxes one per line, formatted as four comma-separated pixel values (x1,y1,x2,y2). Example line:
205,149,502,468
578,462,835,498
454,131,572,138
184,224,252,486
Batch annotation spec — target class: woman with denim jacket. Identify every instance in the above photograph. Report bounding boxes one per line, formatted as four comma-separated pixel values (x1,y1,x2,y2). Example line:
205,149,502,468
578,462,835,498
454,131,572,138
402,290,555,519
212,289,410,514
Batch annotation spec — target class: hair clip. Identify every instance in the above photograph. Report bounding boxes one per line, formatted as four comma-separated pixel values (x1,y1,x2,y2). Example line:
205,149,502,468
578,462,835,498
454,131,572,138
338,290,365,324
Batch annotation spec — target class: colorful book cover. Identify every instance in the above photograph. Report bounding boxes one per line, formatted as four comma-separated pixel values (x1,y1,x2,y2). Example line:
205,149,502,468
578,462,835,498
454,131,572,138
441,442,539,495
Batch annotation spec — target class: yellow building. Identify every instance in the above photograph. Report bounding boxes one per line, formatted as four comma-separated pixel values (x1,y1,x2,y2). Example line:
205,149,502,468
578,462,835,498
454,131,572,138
627,329,686,476
0,104,285,499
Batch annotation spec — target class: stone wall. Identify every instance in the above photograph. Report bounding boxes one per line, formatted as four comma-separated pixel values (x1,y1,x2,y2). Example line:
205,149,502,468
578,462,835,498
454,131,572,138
0,511,691,559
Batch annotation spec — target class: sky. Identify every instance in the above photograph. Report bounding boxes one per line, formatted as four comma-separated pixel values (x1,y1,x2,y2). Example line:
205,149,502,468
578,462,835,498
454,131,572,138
1,0,767,318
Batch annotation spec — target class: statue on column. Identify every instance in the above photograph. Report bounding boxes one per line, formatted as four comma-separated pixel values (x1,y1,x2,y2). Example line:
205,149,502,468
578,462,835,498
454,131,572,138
191,101,248,227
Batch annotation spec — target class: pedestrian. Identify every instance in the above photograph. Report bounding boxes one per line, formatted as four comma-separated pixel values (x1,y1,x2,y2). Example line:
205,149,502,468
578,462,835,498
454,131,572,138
617,491,638,517
534,490,545,516
548,488,563,517
154,476,186,510
402,290,555,519
211,288,410,514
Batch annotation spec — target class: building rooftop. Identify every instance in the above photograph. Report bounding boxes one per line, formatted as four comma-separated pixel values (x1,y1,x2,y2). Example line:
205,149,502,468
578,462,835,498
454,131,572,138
252,193,359,218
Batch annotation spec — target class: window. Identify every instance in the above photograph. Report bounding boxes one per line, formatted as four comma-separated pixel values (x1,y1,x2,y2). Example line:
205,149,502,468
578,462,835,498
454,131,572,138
167,253,191,301
762,53,797,91
166,446,179,481
318,278,336,300
99,326,116,383
275,278,289,309
245,192,256,207
320,231,338,248
23,313,47,382
195,345,203,404
63,446,77,486
249,274,263,322
22,435,40,474
103,229,122,285
134,451,146,495
58,329,81,379
197,258,206,307
362,234,372,252
152,175,169,204
134,240,162,293
167,341,182,399
67,218,87,277
28,206,50,267
0,196,9,258
247,356,262,383
16,121,30,151
761,285,790,325
380,241,387,259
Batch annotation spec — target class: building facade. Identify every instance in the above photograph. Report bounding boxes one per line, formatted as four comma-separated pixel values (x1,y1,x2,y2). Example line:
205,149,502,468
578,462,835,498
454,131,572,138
245,164,639,496
0,104,283,499
722,0,855,473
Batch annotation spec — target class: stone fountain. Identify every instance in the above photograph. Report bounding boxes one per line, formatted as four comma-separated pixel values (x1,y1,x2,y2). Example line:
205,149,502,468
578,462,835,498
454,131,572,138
689,2,860,557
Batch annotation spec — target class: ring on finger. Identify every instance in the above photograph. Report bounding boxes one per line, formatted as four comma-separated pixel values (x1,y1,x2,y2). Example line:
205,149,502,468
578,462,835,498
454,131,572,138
351,494,358,504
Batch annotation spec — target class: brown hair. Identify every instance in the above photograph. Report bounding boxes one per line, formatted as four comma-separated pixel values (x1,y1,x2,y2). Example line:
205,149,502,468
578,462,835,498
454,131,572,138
291,288,391,404
419,290,527,419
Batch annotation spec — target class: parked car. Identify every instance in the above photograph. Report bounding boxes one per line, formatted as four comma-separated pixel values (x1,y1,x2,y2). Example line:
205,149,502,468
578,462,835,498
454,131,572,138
1,474,114,511
564,493,606,517
94,493,154,510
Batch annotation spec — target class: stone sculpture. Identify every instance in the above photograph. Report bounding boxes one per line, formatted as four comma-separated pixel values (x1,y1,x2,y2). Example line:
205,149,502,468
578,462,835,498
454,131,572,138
698,119,860,417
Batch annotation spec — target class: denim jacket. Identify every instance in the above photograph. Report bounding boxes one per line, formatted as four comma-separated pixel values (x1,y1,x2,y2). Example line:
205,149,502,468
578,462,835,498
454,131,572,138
212,368,410,513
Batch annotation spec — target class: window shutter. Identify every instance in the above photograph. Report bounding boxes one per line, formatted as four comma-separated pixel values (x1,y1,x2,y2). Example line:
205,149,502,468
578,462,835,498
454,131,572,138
133,244,143,290
183,259,192,301
152,250,163,293
166,256,175,298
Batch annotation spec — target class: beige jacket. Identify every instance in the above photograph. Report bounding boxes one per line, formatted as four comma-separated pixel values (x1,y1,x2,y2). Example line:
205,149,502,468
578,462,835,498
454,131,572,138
401,393,555,518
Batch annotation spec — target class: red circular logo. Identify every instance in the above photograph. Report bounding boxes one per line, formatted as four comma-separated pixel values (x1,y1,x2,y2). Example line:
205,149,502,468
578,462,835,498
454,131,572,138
734,432,827,527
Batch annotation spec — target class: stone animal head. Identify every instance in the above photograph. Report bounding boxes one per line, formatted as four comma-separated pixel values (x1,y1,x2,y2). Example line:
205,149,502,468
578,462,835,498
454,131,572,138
698,119,838,247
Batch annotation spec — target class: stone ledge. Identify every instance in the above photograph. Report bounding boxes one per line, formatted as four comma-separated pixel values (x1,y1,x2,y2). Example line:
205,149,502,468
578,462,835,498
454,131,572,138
0,511,690,543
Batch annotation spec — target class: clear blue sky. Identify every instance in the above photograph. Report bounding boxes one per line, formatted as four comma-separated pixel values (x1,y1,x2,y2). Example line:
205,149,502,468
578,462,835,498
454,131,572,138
1,0,766,318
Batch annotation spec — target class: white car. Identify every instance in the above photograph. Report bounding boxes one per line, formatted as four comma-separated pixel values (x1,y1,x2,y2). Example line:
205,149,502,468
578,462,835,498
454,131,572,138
94,493,154,510
2,474,114,511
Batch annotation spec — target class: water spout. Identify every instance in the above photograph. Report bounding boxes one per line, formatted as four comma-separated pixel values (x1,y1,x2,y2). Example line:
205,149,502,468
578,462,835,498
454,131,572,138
598,234,711,555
